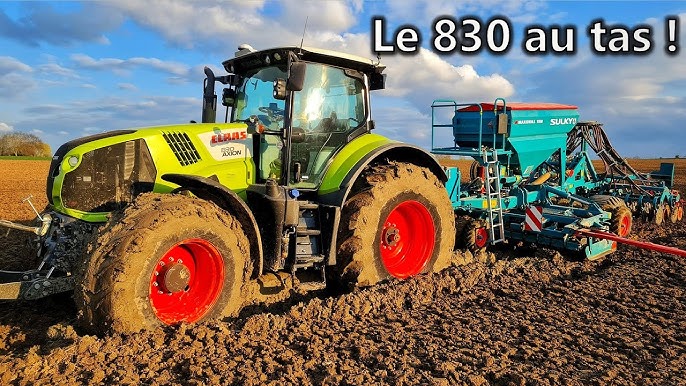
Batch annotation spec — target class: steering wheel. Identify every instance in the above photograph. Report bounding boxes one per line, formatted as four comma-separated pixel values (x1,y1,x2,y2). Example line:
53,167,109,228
258,104,285,123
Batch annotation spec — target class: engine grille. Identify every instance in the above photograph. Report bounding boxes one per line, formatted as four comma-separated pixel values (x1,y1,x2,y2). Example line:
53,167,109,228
162,132,201,166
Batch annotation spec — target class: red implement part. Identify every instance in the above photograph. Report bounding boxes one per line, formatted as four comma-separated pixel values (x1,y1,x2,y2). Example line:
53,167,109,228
474,227,489,249
576,229,686,258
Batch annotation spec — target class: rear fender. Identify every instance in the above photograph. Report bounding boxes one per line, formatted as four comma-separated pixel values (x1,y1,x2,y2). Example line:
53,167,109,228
318,141,447,207
162,173,263,278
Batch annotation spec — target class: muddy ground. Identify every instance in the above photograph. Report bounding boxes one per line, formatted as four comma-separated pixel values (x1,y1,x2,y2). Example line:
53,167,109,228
0,160,685,385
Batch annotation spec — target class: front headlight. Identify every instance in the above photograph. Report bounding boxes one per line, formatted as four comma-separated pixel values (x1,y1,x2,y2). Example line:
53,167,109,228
67,155,79,167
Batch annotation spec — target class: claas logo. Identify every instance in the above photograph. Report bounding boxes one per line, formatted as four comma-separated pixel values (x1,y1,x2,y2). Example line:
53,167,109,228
211,130,248,144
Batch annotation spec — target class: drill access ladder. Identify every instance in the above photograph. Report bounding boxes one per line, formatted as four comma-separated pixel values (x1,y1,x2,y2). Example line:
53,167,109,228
483,148,505,244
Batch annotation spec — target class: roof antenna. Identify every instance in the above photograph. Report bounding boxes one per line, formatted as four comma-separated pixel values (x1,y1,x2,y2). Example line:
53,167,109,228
299,16,309,53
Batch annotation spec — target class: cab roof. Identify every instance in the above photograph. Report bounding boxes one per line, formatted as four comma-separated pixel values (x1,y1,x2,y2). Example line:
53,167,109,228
222,46,386,77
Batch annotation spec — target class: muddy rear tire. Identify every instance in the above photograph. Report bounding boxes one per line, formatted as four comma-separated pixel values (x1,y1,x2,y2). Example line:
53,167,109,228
334,162,455,288
75,193,250,335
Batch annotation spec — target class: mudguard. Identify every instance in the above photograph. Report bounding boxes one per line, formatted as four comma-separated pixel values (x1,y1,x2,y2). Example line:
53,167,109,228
318,134,447,207
162,173,263,278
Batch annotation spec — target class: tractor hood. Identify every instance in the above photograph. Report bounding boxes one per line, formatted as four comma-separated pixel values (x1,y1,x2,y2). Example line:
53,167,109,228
48,122,256,222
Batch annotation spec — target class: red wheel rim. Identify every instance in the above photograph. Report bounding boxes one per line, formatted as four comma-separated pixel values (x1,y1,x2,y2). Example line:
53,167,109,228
379,200,436,279
474,226,489,249
618,213,631,237
149,239,224,325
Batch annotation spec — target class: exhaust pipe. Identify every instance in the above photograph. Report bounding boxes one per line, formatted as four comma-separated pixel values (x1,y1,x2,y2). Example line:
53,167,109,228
201,66,217,123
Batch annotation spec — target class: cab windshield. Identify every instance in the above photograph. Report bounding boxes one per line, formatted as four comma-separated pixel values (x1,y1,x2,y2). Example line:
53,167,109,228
292,63,366,132
289,63,367,188
231,62,367,188
234,65,287,130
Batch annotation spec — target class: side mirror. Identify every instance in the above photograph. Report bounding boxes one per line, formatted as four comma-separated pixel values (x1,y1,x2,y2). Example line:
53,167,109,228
273,79,287,100
369,73,386,90
287,62,306,91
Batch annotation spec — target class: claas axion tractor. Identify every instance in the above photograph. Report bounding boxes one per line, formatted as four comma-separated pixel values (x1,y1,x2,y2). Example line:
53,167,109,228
0,45,683,334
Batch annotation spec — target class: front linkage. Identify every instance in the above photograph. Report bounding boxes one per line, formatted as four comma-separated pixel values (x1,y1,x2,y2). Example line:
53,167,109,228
0,201,97,300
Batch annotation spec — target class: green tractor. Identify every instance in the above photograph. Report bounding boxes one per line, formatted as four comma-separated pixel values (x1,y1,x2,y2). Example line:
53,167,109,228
0,45,455,334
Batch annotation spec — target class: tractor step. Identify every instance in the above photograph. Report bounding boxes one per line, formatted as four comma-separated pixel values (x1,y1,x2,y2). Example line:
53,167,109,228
293,255,326,269
296,227,321,236
298,202,320,210
291,201,326,286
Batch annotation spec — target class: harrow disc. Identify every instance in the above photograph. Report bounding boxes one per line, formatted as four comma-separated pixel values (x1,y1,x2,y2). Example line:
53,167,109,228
654,203,665,225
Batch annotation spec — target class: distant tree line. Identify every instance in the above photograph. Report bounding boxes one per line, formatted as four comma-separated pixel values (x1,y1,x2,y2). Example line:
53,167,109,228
0,132,52,157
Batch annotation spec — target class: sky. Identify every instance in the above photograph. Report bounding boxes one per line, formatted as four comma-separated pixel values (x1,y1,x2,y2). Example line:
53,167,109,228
0,0,685,158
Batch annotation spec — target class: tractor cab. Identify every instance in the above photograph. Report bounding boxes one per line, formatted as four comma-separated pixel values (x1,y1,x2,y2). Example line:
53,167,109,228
202,45,386,190
200,45,388,276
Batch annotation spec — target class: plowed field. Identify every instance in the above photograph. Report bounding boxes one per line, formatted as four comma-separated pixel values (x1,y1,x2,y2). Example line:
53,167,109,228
1,158,685,385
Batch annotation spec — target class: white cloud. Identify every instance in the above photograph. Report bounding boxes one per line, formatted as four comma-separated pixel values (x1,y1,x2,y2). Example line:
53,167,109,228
0,3,123,47
71,54,190,76
17,95,199,137
372,102,432,145
38,62,80,79
280,1,358,33
382,49,514,106
57,130,69,135
0,56,35,98
127,57,189,76
0,56,32,74
110,0,269,49
30,129,44,135
385,0,546,26
118,82,138,91
107,0,369,53
0,122,13,132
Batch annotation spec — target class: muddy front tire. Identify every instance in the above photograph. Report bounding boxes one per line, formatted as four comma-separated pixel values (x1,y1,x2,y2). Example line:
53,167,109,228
334,162,455,287
75,193,249,335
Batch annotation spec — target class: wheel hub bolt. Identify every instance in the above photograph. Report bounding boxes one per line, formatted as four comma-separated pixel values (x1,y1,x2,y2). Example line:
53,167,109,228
383,227,400,247
161,263,191,293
